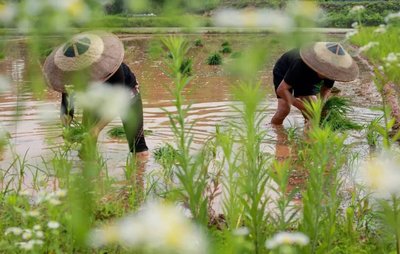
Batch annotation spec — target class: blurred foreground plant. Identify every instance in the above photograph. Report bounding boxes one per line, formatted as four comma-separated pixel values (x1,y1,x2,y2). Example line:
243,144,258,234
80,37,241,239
161,36,210,225
89,201,208,254
301,99,348,253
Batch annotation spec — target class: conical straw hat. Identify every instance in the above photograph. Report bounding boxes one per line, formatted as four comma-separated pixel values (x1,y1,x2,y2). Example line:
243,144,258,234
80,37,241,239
43,31,124,92
300,42,359,82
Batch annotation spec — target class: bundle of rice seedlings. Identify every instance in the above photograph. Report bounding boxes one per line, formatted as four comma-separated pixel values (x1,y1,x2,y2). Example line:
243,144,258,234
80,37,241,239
62,122,89,144
320,96,362,131
153,143,178,166
107,126,126,138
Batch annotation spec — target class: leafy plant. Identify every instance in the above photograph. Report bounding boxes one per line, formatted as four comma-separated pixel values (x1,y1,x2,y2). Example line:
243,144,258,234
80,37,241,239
207,52,222,65
194,38,203,47
221,41,230,47
220,46,232,54
179,58,193,76
107,126,125,138
321,96,362,131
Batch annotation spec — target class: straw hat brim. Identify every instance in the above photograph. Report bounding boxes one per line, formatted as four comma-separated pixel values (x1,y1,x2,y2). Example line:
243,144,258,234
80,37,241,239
300,42,359,82
43,31,124,93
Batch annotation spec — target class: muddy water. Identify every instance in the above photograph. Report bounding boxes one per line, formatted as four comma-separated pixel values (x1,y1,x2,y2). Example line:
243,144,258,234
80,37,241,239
0,34,382,186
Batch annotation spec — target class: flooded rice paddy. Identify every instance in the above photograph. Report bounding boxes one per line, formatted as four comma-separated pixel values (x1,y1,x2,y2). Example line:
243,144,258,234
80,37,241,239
0,33,382,187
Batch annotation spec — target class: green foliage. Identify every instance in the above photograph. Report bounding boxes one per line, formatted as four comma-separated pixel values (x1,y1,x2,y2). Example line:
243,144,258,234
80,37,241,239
153,143,178,166
62,122,89,145
221,41,230,47
107,126,126,138
194,38,204,47
179,58,193,76
351,26,400,85
161,37,210,225
220,46,232,54
366,117,382,147
319,1,400,27
91,14,212,28
321,96,362,131
207,52,222,65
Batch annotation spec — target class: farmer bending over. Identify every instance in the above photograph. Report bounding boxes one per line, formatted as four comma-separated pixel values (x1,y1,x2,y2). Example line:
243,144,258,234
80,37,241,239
43,31,148,159
271,42,359,125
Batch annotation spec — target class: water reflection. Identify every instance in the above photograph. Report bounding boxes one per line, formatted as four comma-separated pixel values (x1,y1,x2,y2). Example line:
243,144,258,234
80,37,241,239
0,34,382,188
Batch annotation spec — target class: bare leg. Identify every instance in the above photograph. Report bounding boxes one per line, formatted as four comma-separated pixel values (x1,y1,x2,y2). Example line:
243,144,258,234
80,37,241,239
271,98,291,125
271,124,291,162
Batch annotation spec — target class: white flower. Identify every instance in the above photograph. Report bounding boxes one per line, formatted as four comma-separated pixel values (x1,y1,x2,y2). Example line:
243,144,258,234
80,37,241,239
75,83,132,121
88,202,208,254
22,230,33,240
30,239,44,245
16,241,34,250
33,225,42,231
0,75,11,93
358,42,379,53
385,11,400,23
359,151,400,197
374,24,387,34
26,210,40,218
49,198,62,206
5,227,23,236
16,239,43,250
35,231,44,238
350,5,365,14
213,8,294,32
345,30,358,40
233,227,250,236
55,189,67,198
266,232,309,249
47,221,60,229
384,52,398,63
377,65,384,71
0,3,17,24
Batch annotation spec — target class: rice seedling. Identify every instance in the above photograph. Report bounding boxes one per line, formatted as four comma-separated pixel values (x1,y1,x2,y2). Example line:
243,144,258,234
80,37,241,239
194,38,204,47
180,58,193,76
207,52,222,65
221,41,230,47
321,96,362,131
220,46,232,54
107,126,125,138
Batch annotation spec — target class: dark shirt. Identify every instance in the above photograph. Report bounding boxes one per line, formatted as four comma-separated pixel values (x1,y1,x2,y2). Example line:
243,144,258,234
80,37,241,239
61,62,148,153
273,49,334,97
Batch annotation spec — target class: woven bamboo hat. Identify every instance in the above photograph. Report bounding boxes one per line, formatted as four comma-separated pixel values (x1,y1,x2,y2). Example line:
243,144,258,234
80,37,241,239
300,42,359,82
43,31,124,92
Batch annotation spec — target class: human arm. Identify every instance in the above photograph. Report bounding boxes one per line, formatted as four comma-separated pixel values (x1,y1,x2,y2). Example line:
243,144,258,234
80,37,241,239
320,85,332,101
276,80,306,112
320,79,334,101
